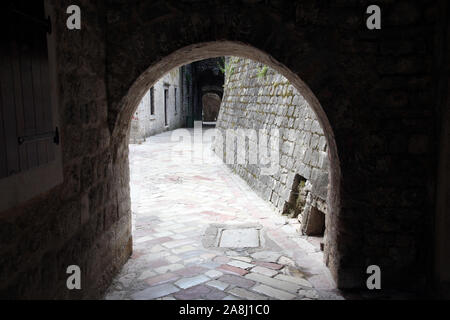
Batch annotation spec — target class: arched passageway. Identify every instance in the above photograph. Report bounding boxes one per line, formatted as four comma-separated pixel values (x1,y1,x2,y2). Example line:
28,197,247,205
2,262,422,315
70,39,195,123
111,41,342,289
104,0,435,291
106,55,339,299
202,93,221,123
1,1,442,299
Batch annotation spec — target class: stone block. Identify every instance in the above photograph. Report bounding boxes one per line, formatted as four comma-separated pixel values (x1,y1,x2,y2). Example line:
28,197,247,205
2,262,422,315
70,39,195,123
252,284,295,300
131,283,179,300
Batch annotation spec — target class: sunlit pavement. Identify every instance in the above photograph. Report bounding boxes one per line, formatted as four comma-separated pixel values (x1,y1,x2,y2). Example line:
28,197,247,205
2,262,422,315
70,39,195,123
104,128,343,300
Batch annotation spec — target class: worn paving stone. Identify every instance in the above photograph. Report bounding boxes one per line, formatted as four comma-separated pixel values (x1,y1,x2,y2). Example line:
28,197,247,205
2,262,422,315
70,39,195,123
231,256,253,263
146,259,170,269
154,263,185,274
142,252,170,262
138,270,157,280
135,235,154,243
227,260,255,270
166,255,182,263
252,284,295,300
104,131,342,300
105,291,126,300
220,229,260,248
213,256,231,264
245,273,300,293
118,273,137,288
163,239,196,249
146,272,180,286
274,274,312,287
181,250,208,259
150,245,166,253
222,295,240,300
175,275,210,289
206,280,229,291
201,262,222,270
278,256,296,267
254,261,284,270
218,264,249,276
131,284,179,300
218,274,256,289
250,251,281,263
174,285,227,300
205,270,223,278
227,287,269,300
158,296,177,300
175,266,209,277
172,245,197,254
251,266,279,277
297,289,320,299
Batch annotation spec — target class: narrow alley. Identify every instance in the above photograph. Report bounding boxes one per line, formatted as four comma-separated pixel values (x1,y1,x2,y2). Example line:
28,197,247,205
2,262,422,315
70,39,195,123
105,129,342,300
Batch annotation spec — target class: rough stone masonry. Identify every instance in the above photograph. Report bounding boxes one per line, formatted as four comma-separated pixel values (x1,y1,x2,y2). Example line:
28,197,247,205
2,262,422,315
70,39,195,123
1,0,448,299
214,58,329,236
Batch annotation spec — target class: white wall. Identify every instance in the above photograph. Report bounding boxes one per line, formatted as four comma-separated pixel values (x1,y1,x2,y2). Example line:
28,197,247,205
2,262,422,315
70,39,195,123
130,68,185,143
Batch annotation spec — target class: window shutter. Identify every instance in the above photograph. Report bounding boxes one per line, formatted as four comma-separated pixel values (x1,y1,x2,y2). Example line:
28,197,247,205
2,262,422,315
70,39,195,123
0,1,55,179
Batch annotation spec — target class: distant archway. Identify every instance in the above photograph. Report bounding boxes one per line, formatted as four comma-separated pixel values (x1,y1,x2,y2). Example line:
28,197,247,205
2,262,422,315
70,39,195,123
202,92,221,122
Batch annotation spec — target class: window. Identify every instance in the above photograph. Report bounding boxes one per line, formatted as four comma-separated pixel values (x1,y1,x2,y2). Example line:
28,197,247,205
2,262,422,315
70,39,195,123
174,87,177,113
150,87,155,115
164,87,169,126
0,1,63,211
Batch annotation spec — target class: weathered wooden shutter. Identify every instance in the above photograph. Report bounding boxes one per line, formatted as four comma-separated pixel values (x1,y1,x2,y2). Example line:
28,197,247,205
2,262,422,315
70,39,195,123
0,1,56,179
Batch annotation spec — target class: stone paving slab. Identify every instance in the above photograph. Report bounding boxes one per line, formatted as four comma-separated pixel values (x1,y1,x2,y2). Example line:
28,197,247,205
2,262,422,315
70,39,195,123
217,274,256,289
173,285,228,300
274,274,312,287
245,273,301,294
218,264,249,276
206,280,229,291
104,130,342,300
175,275,210,289
219,229,260,248
146,273,180,286
228,287,269,300
251,266,279,277
131,283,179,300
205,270,223,278
252,284,296,300
227,260,255,270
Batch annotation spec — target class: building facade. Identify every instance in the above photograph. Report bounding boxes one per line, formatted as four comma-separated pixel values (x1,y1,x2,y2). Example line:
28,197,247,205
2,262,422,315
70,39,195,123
129,69,185,143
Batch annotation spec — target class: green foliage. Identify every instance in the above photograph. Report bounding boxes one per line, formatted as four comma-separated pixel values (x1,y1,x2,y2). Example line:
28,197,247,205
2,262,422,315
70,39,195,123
218,57,238,79
257,65,268,78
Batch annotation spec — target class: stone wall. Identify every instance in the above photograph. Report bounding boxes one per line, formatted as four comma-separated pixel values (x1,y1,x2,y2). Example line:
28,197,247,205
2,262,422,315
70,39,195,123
0,0,446,298
129,69,185,144
435,0,450,298
214,58,329,234
0,0,132,299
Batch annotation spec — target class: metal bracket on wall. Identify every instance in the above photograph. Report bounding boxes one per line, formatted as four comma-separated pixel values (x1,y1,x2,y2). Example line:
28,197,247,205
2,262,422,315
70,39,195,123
18,127,60,146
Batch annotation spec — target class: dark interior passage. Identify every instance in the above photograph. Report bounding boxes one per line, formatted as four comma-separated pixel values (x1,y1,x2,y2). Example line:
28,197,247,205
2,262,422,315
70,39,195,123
0,0,449,300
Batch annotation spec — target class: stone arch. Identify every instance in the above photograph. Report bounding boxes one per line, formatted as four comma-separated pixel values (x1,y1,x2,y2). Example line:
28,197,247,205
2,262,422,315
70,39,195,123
109,41,343,285
103,1,435,290
201,92,221,122
0,1,439,299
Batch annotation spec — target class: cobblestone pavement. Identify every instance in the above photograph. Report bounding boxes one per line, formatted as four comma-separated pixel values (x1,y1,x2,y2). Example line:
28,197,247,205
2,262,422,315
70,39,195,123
104,129,343,300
